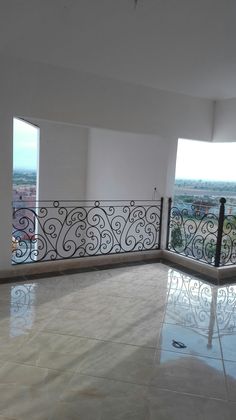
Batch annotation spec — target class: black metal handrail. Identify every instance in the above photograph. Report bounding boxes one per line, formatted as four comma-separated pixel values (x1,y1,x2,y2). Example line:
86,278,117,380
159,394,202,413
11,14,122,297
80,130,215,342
12,198,163,264
166,197,236,267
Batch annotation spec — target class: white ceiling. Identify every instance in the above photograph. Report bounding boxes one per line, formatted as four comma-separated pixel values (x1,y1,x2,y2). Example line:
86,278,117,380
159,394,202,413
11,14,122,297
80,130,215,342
1,0,236,99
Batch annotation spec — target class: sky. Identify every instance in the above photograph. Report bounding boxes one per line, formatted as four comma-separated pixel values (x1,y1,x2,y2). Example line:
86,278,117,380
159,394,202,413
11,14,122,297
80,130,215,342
175,138,236,182
13,118,38,170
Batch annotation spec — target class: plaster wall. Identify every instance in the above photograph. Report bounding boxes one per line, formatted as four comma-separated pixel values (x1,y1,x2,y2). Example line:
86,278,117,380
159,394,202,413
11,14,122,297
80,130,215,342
213,99,236,142
29,119,88,201
86,128,175,200
0,55,213,140
0,110,13,270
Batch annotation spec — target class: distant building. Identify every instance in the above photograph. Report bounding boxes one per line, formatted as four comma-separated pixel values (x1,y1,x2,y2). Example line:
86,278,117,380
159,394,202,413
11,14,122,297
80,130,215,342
12,185,36,239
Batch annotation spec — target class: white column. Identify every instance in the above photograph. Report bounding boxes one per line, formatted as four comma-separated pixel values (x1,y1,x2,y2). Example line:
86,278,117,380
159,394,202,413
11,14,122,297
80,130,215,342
161,137,178,250
0,112,13,271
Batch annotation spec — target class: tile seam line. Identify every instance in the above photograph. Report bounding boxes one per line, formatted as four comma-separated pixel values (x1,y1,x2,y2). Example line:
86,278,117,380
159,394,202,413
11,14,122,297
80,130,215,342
2,360,227,404
33,327,226,364
26,330,158,350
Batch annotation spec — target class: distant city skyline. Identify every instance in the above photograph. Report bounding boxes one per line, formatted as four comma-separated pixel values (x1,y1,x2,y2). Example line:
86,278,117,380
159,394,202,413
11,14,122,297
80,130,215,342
13,118,38,170
13,168,36,172
175,139,236,182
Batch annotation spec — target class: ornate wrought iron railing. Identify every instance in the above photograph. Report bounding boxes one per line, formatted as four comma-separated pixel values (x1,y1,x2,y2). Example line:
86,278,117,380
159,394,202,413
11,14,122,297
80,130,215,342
221,207,236,266
166,197,236,267
12,199,163,264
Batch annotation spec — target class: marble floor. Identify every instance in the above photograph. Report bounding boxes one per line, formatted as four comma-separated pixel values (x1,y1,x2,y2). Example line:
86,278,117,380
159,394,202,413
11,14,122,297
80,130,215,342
0,262,236,419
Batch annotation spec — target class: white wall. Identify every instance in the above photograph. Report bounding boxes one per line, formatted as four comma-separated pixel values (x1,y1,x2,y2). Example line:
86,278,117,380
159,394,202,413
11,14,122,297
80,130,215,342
0,110,13,270
29,119,88,200
86,128,174,200
213,99,236,142
0,55,213,140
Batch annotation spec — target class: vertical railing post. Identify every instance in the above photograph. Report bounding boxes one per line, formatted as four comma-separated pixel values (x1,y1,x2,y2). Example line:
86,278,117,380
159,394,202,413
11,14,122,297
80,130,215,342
215,197,226,267
158,197,164,249
166,197,172,250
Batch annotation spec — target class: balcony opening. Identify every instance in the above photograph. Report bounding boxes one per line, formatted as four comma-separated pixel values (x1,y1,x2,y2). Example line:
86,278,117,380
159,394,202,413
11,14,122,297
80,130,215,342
174,138,236,206
12,118,39,262
167,138,236,266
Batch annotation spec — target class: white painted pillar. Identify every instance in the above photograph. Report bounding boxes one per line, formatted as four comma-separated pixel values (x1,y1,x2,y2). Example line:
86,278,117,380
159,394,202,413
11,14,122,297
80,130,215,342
0,112,13,270
161,137,178,250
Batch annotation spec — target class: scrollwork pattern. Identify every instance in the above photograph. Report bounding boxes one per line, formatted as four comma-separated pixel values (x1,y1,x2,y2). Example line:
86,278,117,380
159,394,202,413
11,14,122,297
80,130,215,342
167,204,219,265
12,200,162,264
220,215,236,265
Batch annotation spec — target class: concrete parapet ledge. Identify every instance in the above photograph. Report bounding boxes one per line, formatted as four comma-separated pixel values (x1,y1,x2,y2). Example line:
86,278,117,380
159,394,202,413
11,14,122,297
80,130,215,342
1,250,236,285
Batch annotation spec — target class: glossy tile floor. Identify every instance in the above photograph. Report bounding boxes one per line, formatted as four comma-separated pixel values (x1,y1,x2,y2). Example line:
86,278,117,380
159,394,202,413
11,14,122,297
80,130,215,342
0,263,236,419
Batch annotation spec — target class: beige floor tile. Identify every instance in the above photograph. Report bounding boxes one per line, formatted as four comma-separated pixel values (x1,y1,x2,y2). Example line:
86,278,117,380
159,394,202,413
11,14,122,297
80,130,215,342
147,388,231,420
55,374,148,420
0,332,37,362
44,308,120,338
228,402,236,420
220,331,236,362
150,350,227,399
49,400,102,420
103,314,162,347
0,362,54,386
44,295,165,342
0,262,235,419
50,399,148,420
57,292,135,313
13,332,100,371
61,373,147,402
76,341,155,385
224,360,236,401
0,365,73,419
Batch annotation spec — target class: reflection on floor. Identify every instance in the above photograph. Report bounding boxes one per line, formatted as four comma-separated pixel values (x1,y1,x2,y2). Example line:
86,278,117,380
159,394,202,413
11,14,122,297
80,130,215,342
0,263,236,419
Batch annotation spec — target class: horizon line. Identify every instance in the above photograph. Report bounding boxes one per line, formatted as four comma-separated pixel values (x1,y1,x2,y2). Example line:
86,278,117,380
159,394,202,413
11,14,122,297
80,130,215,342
175,178,236,183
